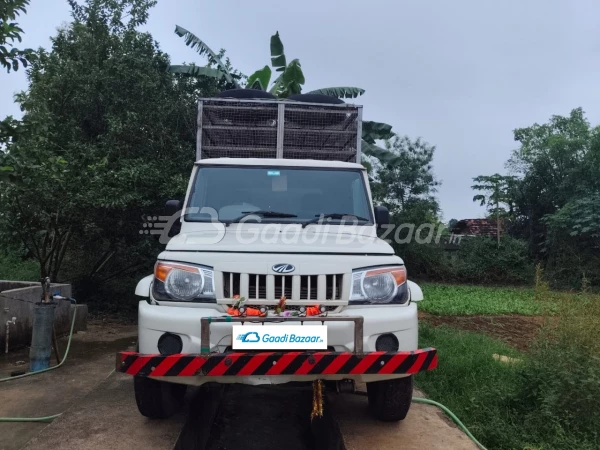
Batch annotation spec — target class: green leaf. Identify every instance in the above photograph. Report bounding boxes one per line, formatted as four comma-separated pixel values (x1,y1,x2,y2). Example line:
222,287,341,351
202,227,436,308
168,64,226,79
473,194,487,206
174,25,236,85
282,59,305,84
246,65,271,91
362,120,394,144
270,31,286,71
269,73,284,95
306,87,365,99
280,59,304,97
0,166,15,182
247,79,263,90
361,140,399,164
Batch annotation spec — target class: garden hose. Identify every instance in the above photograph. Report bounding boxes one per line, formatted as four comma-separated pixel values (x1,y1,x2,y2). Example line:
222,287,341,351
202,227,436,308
0,305,79,423
352,391,488,450
0,413,62,423
411,397,487,450
0,369,117,423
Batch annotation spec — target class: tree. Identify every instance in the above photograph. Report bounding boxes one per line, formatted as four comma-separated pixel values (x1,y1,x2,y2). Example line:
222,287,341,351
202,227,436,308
0,0,229,286
472,174,517,247
0,0,34,72
370,135,440,221
508,108,595,252
493,108,600,287
366,135,443,280
170,27,396,162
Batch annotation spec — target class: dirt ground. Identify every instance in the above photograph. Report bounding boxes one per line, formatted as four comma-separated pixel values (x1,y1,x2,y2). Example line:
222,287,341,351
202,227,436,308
421,312,545,351
332,386,478,450
22,373,186,450
0,319,138,450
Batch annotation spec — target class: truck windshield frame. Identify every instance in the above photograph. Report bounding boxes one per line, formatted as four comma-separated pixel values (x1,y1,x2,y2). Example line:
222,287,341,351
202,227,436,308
184,165,374,226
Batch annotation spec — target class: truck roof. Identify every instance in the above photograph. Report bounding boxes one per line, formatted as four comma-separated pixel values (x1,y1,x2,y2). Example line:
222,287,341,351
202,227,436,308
195,158,365,170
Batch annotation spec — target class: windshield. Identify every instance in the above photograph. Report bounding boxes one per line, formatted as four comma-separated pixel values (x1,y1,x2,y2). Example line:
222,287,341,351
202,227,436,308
185,166,373,224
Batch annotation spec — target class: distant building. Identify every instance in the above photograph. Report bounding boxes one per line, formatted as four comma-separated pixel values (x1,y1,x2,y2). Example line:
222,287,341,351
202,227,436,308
442,219,504,260
450,219,503,238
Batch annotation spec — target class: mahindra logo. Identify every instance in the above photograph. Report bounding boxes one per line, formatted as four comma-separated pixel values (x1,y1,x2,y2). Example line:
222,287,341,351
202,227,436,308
272,263,295,274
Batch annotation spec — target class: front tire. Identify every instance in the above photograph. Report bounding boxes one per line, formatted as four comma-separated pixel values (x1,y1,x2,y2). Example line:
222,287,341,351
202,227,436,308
134,376,187,419
366,376,413,421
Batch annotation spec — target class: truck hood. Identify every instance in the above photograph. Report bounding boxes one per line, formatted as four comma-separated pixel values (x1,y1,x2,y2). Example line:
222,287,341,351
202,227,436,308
165,227,394,255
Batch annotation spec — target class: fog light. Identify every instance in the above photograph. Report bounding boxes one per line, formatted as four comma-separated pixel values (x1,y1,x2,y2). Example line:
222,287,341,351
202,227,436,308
157,333,183,355
375,333,399,352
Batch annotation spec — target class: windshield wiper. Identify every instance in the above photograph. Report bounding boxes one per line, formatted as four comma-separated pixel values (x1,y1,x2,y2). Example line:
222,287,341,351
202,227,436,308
227,210,298,226
302,213,370,229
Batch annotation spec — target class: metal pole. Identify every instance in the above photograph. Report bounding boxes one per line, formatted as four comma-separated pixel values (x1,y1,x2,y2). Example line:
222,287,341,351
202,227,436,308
276,103,285,158
355,106,363,164
41,277,51,303
200,317,210,355
196,101,203,161
354,317,364,355
5,318,15,354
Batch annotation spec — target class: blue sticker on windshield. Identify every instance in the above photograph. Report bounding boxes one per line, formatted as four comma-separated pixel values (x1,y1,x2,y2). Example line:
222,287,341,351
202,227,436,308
267,170,280,176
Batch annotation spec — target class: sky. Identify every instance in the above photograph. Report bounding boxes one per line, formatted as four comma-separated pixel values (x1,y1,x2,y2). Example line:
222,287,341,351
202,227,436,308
1,0,599,220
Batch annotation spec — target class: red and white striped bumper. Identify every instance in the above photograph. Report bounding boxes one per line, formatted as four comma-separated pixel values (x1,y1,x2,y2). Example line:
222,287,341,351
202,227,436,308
116,348,437,378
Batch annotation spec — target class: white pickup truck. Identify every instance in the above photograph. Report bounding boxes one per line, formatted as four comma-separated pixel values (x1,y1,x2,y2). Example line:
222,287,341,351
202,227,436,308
117,93,437,422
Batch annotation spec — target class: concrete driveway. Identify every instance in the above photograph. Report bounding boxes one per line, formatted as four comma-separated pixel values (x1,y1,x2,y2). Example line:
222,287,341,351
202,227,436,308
1,320,478,450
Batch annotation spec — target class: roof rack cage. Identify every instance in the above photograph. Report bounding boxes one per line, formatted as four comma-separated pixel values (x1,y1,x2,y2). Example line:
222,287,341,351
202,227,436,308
196,98,362,163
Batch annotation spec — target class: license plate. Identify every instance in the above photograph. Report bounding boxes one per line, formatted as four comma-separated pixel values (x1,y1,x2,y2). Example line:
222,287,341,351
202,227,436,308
232,325,327,350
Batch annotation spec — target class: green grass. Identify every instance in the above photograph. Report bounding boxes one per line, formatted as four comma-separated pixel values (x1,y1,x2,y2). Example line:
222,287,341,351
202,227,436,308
419,282,546,316
416,323,523,449
0,252,39,282
417,322,600,449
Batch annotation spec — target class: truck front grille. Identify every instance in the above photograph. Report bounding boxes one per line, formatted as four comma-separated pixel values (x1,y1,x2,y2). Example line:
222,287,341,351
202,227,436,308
222,272,343,301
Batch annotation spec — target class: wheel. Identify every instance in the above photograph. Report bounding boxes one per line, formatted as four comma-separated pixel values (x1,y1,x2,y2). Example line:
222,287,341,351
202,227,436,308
216,88,276,100
366,376,413,421
134,376,187,419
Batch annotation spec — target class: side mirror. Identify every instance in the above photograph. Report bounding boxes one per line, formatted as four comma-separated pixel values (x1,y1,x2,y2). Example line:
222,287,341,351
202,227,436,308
374,205,390,229
165,200,182,217
165,200,183,237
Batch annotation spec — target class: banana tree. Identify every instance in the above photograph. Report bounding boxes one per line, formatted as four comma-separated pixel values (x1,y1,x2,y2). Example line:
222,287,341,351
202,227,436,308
170,26,396,162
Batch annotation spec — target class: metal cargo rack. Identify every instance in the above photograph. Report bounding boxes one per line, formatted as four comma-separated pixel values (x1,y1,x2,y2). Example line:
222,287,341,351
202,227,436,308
196,98,363,163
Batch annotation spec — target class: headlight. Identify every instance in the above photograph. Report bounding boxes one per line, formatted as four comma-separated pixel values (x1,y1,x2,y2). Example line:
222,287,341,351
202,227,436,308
152,261,215,302
350,266,409,304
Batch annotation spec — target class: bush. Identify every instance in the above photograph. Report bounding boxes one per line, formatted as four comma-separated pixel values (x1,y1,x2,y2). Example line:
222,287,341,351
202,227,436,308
394,241,454,281
0,251,39,281
453,236,534,285
509,290,600,448
394,236,534,286
544,235,600,290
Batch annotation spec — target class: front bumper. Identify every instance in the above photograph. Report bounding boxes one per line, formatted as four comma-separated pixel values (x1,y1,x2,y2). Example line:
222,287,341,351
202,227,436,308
124,306,436,385
137,301,420,354
116,348,438,378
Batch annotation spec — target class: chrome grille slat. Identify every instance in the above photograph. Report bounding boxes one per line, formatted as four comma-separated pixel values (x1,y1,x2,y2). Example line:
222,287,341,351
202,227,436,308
222,272,343,301
255,274,259,299
317,274,326,300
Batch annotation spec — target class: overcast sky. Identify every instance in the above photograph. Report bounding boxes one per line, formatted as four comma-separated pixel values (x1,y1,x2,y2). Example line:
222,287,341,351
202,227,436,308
1,0,599,220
